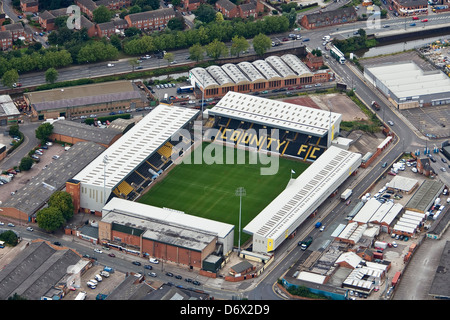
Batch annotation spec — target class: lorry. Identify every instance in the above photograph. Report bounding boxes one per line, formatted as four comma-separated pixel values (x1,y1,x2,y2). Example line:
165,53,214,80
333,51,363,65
298,236,313,250
371,101,380,111
374,241,388,250
341,188,353,201
75,291,87,300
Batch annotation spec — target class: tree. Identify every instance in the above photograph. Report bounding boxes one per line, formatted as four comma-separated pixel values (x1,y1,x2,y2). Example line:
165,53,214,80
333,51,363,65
0,230,19,246
36,207,65,232
8,124,20,137
230,35,249,58
93,5,112,23
48,191,74,221
168,17,185,31
1,69,19,88
189,43,205,62
45,67,58,84
194,4,217,24
19,156,34,171
35,122,54,143
205,39,228,60
252,33,272,56
164,52,174,66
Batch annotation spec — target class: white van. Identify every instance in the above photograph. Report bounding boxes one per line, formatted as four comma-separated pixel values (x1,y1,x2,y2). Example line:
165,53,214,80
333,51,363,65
94,274,102,282
86,281,97,289
89,279,98,285
100,271,110,278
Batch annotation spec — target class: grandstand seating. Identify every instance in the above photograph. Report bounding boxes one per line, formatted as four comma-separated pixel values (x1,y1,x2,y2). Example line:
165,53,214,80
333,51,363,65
211,116,327,161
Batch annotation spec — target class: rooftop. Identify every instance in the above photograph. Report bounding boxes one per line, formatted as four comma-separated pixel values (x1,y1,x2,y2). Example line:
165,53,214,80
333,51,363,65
0,95,20,117
365,61,450,99
209,91,341,136
73,105,199,190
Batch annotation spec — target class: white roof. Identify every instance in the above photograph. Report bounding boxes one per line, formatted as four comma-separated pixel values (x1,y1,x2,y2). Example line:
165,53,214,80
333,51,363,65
366,61,450,98
265,55,296,78
252,59,281,79
73,105,199,189
388,176,418,192
206,65,234,86
221,63,250,84
352,198,381,224
244,146,362,242
190,67,219,88
380,203,403,225
237,61,266,82
370,201,394,223
209,91,341,136
102,198,234,239
281,54,312,76
297,271,327,284
0,95,20,116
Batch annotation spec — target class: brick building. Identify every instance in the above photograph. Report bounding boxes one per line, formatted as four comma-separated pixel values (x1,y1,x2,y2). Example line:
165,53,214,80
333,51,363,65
124,8,175,31
181,0,204,12
300,7,357,29
0,31,13,51
305,51,324,71
75,0,98,20
216,0,263,19
20,0,39,13
392,0,428,16
1,23,33,42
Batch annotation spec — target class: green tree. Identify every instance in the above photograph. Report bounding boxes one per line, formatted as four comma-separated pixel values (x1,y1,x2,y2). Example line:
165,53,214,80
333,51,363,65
189,43,205,62
168,17,185,31
8,124,20,137
252,33,272,56
93,5,112,23
164,52,174,66
205,39,228,60
36,207,65,232
230,35,249,58
48,191,74,221
19,156,34,171
45,67,58,84
0,230,19,246
194,4,217,24
35,122,54,143
1,69,19,88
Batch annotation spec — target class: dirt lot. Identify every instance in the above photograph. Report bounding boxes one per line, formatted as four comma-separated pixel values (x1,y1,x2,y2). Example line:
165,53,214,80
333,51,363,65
283,93,369,122
63,264,126,300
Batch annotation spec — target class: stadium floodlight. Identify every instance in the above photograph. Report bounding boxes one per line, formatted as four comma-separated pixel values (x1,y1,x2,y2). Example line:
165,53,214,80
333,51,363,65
103,155,108,206
235,187,246,253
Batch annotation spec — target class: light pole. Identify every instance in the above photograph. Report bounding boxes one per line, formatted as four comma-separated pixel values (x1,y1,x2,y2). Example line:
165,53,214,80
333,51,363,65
235,187,246,253
103,155,108,206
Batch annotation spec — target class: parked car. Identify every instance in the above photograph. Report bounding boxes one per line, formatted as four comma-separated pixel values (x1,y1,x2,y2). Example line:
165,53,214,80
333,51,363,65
149,258,159,264
7,223,14,227
144,265,153,270
132,261,141,266
148,272,157,277
93,248,102,254
26,227,33,231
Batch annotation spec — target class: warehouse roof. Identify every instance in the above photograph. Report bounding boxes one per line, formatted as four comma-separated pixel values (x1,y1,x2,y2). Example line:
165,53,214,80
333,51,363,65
209,91,341,136
52,119,122,146
102,198,234,241
1,141,105,216
244,146,362,241
24,81,145,111
0,240,82,300
405,180,444,213
265,55,296,78
366,61,450,99
0,95,20,117
73,105,199,190
237,61,266,82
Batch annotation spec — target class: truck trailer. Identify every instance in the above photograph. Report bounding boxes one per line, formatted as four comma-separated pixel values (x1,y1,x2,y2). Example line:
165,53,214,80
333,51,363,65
341,188,353,201
298,236,313,250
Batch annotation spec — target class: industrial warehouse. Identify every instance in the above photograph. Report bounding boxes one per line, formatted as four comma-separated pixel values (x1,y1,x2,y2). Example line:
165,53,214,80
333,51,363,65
23,80,148,120
189,54,333,99
364,61,450,109
99,198,234,269
206,91,342,162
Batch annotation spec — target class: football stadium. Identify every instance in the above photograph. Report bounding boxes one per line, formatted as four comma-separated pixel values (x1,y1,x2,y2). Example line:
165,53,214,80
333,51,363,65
68,91,361,258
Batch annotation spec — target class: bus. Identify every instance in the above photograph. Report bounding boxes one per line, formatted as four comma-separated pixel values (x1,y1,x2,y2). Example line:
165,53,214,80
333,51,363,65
330,45,346,64
177,85,194,94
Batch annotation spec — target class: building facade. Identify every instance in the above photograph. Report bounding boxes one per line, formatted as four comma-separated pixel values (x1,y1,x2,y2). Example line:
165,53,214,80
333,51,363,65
300,7,357,29
392,0,428,16
124,8,175,31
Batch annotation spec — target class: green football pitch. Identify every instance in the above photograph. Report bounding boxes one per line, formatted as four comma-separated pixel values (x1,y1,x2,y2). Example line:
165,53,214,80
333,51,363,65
138,143,310,246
